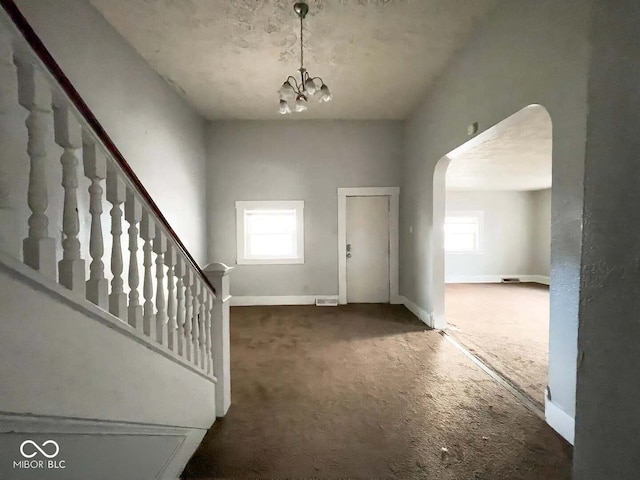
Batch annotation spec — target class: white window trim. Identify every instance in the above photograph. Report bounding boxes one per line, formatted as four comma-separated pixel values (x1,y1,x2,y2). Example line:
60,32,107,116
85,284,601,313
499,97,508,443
235,200,304,265
444,210,484,255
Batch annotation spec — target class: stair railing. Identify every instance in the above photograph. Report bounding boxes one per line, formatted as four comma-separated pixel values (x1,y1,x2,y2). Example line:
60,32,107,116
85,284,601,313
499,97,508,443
0,0,220,385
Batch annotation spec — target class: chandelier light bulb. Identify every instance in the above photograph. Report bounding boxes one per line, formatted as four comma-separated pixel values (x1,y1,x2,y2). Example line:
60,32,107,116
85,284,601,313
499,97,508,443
279,99,291,115
295,96,308,112
319,84,333,103
304,78,316,95
279,81,294,98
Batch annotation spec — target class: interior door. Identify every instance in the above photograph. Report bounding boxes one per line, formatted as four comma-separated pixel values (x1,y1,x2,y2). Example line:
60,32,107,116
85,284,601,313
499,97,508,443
346,196,390,303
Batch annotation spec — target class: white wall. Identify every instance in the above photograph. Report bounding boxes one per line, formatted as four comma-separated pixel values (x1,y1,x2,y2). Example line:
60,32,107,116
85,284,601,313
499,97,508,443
0,258,215,479
400,0,590,438
445,190,549,281
206,120,403,298
13,0,208,264
531,188,551,277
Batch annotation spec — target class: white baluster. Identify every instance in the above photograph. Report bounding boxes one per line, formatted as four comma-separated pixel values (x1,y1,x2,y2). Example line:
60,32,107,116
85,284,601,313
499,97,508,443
140,210,156,338
175,257,186,357
204,288,213,373
125,191,142,329
0,27,19,255
154,224,167,346
183,269,193,361
191,278,201,367
0,24,16,138
198,283,207,369
0,25,14,114
54,104,84,293
207,289,216,375
106,166,126,319
83,142,107,308
16,60,56,279
165,245,178,352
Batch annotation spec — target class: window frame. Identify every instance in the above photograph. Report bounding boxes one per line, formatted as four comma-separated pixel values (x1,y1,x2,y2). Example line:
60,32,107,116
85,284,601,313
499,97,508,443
235,200,305,265
444,210,484,255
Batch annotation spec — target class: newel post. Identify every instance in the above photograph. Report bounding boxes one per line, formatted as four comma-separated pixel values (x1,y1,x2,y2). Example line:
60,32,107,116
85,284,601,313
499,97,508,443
203,262,233,417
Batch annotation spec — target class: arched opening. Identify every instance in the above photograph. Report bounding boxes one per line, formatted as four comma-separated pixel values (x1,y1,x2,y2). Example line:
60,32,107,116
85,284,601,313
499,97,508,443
433,104,552,407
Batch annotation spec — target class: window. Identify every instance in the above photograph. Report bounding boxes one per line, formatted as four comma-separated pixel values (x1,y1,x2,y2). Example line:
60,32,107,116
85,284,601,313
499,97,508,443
236,201,304,265
444,211,483,253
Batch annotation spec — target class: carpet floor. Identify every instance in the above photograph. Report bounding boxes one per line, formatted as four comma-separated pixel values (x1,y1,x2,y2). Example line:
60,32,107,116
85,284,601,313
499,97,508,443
445,283,549,407
182,304,570,480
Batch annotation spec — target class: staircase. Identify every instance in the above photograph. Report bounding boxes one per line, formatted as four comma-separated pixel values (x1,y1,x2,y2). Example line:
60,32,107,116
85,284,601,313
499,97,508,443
0,1,231,478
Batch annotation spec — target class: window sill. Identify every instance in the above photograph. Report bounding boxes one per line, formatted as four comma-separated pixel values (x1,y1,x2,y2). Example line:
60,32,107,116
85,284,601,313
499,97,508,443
236,258,305,265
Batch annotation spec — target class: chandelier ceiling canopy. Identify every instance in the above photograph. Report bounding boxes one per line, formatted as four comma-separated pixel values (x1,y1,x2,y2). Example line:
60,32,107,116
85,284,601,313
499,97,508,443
278,2,332,114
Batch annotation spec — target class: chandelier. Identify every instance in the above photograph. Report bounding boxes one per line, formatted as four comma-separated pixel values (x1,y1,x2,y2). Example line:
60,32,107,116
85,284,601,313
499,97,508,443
278,2,332,114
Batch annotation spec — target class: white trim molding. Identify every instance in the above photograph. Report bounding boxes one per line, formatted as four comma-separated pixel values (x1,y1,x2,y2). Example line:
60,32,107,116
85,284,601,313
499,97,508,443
545,399,575,444
529,275,551,285
337,187,400,305
445,274,551,285
235,200,304,265
397,295,445,329
400,295,432,327
231,295,338,306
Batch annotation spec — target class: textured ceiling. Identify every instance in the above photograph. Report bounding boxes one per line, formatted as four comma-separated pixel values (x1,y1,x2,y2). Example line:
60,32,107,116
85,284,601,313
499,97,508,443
88,0,497,120
446,105,553,191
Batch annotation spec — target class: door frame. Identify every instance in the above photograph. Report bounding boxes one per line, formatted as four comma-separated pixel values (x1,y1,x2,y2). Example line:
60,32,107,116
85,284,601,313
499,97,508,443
337,187,400,305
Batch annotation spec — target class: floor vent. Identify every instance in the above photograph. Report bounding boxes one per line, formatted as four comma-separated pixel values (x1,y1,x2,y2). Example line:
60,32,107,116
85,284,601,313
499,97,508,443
316,297,338,307
501,277,521,283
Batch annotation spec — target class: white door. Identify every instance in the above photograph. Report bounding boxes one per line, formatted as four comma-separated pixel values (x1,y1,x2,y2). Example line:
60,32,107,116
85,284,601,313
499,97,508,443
346,196,390,303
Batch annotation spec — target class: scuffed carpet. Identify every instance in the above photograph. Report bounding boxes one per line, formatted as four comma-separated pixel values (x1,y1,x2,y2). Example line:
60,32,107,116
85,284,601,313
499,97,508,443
445,283,549,407
183,304,570,479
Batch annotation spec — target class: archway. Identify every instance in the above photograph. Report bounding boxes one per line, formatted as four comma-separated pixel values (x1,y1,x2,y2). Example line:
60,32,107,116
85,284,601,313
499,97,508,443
432,104,553,407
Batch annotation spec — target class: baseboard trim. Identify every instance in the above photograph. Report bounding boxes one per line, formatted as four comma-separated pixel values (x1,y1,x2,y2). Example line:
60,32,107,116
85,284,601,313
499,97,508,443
528,275,550,285
397,295,440,329
445,274,550,285
230,295,338,306
545,399,575,444
390,294,404,305
232,294,407,307
0,410,202,435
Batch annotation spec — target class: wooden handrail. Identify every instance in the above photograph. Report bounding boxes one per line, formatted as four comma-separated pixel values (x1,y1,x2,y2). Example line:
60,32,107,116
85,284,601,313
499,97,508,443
0,0,215,294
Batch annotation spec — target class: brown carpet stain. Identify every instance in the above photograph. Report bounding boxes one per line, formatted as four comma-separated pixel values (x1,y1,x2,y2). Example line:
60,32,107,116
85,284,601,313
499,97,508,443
182,304,570,479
